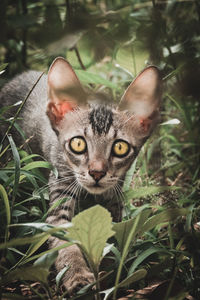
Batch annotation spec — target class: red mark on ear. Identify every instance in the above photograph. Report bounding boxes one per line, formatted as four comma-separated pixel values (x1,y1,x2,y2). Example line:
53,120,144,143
140,118,151,132
57,102,77,117
47,101,77,125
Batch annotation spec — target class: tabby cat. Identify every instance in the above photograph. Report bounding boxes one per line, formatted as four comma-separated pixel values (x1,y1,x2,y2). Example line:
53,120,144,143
0,57,162,294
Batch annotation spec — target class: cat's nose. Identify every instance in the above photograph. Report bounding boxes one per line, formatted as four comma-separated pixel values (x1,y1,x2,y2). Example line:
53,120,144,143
88,160,107,182
89,169,106,182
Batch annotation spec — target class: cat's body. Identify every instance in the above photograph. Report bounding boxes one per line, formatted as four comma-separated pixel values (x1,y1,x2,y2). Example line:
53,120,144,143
0,58,162,295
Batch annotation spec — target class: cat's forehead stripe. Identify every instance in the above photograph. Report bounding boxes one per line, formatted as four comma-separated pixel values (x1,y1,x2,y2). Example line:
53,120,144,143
89,105,113,135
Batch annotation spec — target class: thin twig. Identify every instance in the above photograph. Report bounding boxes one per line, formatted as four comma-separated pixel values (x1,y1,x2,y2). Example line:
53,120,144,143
73,46,86,70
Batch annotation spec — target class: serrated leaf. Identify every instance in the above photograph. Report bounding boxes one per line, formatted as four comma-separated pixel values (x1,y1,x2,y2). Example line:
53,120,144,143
68,205,114,271
0,266,49,285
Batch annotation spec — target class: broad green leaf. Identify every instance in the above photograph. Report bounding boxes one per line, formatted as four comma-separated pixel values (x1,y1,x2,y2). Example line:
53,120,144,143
34,250,58,268
113,212,146,299
118,269,147,288
125,185,180,200
113,208,151,251
140,208,188,236
68,205,114,271
76,70,118,90
0,266,49,285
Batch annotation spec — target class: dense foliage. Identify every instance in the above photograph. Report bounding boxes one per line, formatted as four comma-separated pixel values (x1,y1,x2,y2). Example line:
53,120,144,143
0,0,200,299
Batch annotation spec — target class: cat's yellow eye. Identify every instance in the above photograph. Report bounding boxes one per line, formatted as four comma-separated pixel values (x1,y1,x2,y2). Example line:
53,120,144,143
69,137,87,154
112,140,130,157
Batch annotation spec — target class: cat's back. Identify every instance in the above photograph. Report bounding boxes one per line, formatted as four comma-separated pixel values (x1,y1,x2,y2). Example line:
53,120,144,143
0,71,55,157
0,70,47,114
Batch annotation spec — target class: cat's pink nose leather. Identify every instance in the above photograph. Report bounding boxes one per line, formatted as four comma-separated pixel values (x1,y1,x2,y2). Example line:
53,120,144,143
89,169,106,182
88,160,107,182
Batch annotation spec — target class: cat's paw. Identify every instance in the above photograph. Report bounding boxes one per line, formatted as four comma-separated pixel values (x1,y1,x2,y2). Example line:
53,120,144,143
63,271,94,296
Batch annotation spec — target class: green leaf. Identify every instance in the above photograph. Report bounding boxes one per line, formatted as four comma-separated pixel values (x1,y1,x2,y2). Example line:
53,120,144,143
113,207,151,251
118,269,147,288
0,63,8,74
34,250,58,268
0,266,49,285
76,70,118,90
113,209,152,299
125,185,180,200
22,160,56,172
140,208,188,236
123,158,137,192
0,233,50,249
68,205,115,272
128,247,169,275
102,269,147,299
0,184,11,226
56,265,70,287
7,135,21,203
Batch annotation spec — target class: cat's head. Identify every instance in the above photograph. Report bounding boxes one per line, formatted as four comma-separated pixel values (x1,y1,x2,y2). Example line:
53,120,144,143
46,57,162,195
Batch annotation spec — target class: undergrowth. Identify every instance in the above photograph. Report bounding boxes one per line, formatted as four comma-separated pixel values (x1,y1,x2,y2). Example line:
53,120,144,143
0,0,200,299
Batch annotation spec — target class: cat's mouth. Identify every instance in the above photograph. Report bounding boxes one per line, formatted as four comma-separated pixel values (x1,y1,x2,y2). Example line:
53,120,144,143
84,183,110,195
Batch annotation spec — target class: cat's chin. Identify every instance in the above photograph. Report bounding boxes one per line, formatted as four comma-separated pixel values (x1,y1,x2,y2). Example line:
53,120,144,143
84,185,110,195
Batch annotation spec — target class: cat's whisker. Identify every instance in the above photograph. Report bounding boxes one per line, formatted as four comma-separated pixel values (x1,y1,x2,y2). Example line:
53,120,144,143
36,176,75,194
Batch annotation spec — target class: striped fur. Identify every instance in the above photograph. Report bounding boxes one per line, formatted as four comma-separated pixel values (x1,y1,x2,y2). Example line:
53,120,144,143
0,58,162,295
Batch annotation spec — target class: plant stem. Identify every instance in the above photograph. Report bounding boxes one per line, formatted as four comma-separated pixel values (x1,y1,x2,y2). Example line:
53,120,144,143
113,214,141,300
163,266,178,300
74,46,86,70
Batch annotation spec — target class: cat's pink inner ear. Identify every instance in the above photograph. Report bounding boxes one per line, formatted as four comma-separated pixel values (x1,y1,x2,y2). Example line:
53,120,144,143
47,57,86,126
119,66,162,133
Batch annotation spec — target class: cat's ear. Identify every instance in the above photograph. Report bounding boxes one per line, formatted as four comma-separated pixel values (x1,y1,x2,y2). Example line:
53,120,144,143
119,66,162,134
47,57,86,127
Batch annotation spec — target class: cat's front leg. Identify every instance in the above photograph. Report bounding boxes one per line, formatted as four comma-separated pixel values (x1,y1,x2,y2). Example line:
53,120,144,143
46,194,94,295
49,239,94,295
